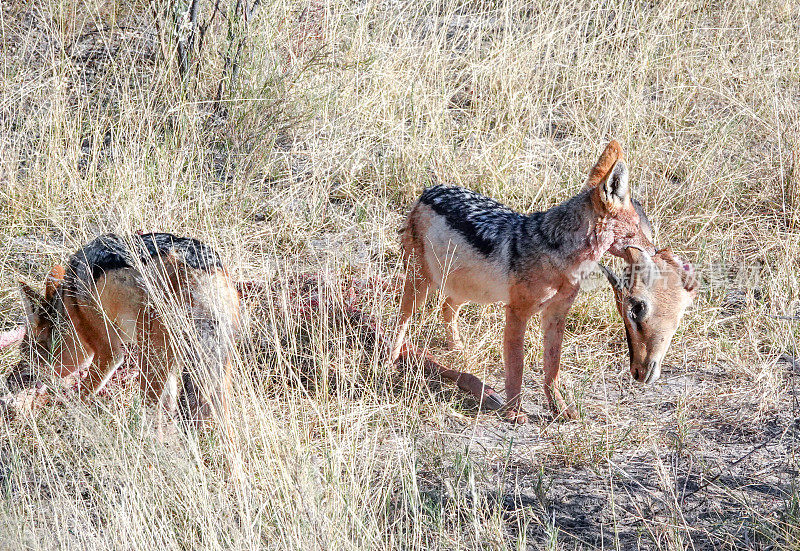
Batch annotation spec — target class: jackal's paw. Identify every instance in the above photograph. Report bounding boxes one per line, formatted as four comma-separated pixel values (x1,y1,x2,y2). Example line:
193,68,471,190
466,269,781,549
445,338,465,352
552,405,578,421
502,408,529,425
387,345,404,366
77,383,96,402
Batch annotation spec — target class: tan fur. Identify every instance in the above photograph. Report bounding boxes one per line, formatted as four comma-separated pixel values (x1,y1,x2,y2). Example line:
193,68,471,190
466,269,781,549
391,141,656,424
19,258,240,440
608,249,696,383
585,140,622,189
44,265,65,300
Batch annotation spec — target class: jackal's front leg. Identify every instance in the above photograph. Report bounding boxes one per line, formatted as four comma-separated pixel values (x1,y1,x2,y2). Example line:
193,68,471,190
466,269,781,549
82,345,126,396
502,306,531,424
541,293,579,420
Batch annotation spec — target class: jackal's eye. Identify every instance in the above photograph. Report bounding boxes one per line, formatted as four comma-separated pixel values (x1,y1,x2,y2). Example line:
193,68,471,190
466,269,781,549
627,298,648,325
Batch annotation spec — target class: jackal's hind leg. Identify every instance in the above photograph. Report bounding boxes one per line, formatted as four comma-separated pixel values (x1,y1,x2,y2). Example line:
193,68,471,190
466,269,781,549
137,323,181,440
191,356,241,480
442,297,464,351
138,356,180,438
389,273,431,363
179,370,212,428
156,372,180,442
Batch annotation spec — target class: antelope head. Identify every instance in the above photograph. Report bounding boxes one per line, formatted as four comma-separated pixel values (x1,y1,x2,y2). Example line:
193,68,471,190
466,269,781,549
600,248,697,384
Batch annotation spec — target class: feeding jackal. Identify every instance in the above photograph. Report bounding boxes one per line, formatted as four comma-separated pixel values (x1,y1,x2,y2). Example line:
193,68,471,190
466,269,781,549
391,141,657,423
2,233,240,435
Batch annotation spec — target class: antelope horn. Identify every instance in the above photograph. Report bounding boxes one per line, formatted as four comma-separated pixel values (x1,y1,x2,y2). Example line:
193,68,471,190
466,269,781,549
598,263,623,290
0,326,25,349
627,246,658,288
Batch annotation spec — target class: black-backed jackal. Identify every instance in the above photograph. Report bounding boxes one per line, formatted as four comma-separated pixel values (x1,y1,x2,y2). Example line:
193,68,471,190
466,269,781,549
2,233,240,441
391,141,667,423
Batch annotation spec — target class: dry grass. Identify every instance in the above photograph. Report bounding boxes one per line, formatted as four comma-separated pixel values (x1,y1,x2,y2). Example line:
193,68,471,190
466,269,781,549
1,0,799,548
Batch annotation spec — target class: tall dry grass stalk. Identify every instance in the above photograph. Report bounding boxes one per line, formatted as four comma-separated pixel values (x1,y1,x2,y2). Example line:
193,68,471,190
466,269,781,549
1,0,799,548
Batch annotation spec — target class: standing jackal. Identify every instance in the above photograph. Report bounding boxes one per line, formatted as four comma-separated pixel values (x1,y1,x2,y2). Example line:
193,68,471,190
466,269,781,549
7,233,240,437
391,141,655,423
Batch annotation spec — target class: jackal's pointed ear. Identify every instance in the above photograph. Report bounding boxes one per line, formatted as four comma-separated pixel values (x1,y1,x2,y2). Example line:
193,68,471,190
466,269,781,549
661,248,698,294
19,282,45,327
45,265,65,300
681,261,698,294
585,140,623,189
596,159,630,214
